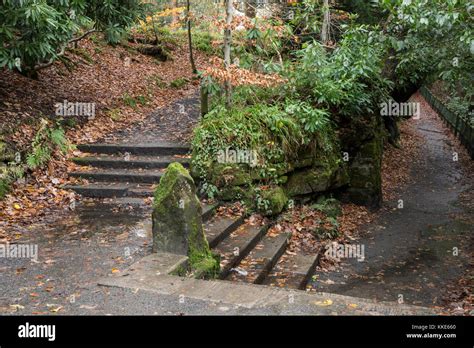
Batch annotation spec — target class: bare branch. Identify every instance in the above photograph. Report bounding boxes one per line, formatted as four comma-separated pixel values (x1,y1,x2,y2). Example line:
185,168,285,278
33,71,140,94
69,29,97,44
34,29,98,71
34,44,67,71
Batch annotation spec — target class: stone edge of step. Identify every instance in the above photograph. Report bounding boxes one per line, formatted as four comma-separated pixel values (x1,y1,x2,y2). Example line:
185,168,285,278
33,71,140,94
97,252,439,315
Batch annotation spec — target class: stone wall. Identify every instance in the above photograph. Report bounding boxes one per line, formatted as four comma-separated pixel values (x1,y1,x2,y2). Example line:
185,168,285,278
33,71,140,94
339,113,385,209
194,139,351,216
191,112,385,213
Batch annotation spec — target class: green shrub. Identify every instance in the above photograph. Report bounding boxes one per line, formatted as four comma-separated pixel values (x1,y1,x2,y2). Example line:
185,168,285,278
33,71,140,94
0,0,145,75
147,74,167,89
311,216,340,240
193,31,218,55
107,108,122,121
447,96,474,127
0,178,10,199
192,101,335,196
311,197,342,219
291,25,392,117
71,48,94,64
383,0,473,97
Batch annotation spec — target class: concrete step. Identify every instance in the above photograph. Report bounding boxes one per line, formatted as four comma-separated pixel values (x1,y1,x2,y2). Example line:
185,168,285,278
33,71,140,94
69,168,164,184
128,186,155,197
66,180,222,206
263,252,320,290
77,143,190,156
64,182,155,198
103,197,154,207
65,183,221,218
214,221,269,280
201,202,221,223
99,259,439,315
64,182,132,198
98,200,218,224
227,231,291,285
72,155,190,169
204,215,245,249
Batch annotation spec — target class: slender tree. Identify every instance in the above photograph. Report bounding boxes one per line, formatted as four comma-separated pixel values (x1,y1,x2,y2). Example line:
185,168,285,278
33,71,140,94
224,0,234,109
321,0,331,45
186,0,197,74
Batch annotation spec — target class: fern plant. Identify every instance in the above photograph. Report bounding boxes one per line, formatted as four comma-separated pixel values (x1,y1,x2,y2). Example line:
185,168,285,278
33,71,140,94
26,119,70,170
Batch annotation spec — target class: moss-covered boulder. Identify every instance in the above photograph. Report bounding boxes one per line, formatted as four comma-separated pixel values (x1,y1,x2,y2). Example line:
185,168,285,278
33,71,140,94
284,142,349,198
293,146,316,169
285,164,334,197
152,162,219,278
209,163,252,188
294,157,314,169
331,166,350,189
258,186,288,216
218,185,250,201
189,252,220,279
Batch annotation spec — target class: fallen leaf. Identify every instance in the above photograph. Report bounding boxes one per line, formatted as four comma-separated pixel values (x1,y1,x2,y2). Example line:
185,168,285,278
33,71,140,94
9,304,25,311
313,299,333,306
79,305,97,310
47,304,63,313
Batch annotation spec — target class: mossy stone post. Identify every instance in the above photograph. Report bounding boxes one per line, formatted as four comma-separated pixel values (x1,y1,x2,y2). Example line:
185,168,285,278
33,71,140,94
152,162,219,278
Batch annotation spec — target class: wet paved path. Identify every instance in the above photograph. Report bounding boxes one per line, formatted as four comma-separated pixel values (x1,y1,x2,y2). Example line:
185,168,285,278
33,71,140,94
311,93,473,308
0,201,152,314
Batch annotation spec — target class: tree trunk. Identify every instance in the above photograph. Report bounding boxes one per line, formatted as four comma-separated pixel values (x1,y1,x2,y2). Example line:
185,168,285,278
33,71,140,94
224,0,233,109
200,83,209,117
321,0,331,45
186,0,197,74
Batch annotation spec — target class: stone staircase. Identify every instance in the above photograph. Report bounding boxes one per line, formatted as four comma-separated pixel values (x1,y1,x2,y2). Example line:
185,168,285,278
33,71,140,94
66,142,320,290
223,227,319,289
135,203,319,290
200,202,319,289
202,209,319,289
65,142,190,199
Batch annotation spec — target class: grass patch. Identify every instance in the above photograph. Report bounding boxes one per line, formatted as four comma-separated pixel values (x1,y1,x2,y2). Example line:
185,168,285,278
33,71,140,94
122,93,149,109
170,77,189,89
107,108,122,121
147,74,167,89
